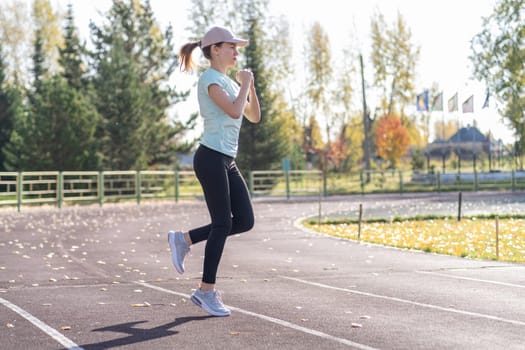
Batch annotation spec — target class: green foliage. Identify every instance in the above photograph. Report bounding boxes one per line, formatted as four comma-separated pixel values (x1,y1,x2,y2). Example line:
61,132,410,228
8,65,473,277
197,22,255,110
0,44,22,171
32,0,63,75
237,15,290,171
90,0,191,170
410,148,425,171
26,75,99,170
31,29,46,95
470,0,525,167
0,0,192,171
59,4,85,90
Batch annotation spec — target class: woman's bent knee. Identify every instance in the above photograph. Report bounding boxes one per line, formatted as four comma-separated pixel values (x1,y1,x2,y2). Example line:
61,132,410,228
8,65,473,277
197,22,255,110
233,215,254,234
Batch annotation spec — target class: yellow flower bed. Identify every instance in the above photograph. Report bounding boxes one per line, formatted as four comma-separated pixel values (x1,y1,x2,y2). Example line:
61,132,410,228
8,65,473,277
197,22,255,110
305,217,525,262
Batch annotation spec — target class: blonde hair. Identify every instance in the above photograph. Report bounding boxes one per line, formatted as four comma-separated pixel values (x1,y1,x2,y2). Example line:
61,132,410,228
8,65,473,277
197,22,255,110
179,41,223,72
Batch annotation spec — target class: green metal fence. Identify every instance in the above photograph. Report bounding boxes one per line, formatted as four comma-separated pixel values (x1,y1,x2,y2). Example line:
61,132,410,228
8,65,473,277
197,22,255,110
0,169,523,211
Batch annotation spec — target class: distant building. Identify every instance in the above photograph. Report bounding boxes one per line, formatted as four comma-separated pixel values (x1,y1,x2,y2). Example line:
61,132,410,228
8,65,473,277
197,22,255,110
425,126,506,172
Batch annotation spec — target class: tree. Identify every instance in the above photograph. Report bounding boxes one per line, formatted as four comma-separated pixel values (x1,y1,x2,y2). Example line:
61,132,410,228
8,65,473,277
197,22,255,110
90,0,189,169
303,115,324,168
0,43,23,171
374,114,410,169
31,29,46,96
306,21,333,140
236,14,290,171
92,38,149,170
59,4,86,90
32,0,63,76
0,0,31,84
370,11,419,117
470,0,524,168
0,0,62,84
27,76,99,170
343,115,365,172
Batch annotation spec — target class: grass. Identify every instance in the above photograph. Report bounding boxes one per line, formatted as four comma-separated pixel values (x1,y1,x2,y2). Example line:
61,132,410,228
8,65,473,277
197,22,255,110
303,214,525,263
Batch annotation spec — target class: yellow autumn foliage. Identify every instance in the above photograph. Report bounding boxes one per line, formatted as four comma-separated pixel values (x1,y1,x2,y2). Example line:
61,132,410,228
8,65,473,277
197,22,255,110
306,218,525,262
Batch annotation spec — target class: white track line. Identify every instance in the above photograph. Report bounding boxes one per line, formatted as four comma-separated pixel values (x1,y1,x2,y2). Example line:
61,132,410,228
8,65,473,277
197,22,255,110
0,297,83,350
416,270,525,289
135,281,380,350
280,276,525,327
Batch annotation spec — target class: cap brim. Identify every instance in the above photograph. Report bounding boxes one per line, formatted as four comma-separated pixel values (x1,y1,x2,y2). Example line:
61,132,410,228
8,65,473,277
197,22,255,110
229,38,249,47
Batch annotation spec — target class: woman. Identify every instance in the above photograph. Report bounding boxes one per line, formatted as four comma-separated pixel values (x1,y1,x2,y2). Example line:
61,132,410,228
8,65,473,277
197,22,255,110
168,26,260,317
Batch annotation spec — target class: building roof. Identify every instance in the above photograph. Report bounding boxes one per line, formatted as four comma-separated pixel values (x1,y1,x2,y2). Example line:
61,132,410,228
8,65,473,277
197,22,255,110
448,126,487,143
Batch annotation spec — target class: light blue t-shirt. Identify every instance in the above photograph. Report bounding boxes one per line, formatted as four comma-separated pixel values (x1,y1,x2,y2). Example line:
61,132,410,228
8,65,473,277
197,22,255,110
198,68,243,158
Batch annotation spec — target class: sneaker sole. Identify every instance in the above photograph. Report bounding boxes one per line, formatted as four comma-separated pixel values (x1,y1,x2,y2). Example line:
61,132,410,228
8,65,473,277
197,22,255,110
191,294,230,317
168,232,184,274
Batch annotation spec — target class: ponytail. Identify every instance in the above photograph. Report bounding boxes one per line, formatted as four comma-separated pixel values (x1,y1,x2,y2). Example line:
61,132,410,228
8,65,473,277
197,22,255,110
179,41,201,72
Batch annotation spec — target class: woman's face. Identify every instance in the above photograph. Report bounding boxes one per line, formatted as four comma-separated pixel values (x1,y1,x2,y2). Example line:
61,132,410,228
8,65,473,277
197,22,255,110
213,43,239,68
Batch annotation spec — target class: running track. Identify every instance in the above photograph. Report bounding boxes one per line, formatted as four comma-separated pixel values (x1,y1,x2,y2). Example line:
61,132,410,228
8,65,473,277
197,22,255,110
1,192,524,349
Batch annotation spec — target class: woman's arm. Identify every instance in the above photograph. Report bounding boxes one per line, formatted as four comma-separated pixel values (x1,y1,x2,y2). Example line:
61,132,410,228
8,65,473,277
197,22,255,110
208,69,260,123
243,82,261,123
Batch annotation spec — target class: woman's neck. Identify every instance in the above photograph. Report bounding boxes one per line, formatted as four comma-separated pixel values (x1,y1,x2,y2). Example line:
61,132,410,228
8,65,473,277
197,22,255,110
210,61,227,74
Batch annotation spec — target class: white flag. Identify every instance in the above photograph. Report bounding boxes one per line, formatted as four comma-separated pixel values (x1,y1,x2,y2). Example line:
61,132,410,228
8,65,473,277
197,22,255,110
462,95,474,113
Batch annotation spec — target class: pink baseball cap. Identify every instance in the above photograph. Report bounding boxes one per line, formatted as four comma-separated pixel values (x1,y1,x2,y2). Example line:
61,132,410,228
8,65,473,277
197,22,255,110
201,26,248,48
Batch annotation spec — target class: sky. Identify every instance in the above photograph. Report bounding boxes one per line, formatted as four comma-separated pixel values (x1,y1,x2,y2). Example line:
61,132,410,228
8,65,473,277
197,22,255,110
44,0,513,142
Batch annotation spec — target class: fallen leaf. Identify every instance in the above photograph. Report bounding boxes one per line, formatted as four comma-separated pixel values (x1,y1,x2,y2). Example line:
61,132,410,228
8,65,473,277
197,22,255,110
60,326,71,331
131,302,150,307
351,323,362,328
6,323,14,328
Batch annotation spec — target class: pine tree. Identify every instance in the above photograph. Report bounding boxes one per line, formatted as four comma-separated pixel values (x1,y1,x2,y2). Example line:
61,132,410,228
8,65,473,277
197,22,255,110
90,0,189,170
59,4,85,90
93,38,146,170
31,76,99,170
31,29,46,96
0,43,18,171
57,4,100,170
237,16,289,171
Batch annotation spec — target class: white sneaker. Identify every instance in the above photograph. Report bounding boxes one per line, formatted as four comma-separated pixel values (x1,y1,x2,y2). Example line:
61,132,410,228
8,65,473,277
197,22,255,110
168,231,190,274
191,288,231,317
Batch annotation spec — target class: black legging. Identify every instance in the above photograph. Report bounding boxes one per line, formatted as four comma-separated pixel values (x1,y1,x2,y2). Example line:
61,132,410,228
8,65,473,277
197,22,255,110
188,145,254,284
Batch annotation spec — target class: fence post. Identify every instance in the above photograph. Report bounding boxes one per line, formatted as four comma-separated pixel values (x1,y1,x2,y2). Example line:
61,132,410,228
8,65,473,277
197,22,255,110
174,170,179,202
399,171,403,194
437,171,441,192
360,171,364,195
358,203,363,240
474,170,478,191
58,172,63,209
511,170,516,192
248,171,253,196
457,191,462,221
98,171,104,207
495,216,499,260
322,170,327,196
136,171,141,205
285,169,290,199
17,172,22,212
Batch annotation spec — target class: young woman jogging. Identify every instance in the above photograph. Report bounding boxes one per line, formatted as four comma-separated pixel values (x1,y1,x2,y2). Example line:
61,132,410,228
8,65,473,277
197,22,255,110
169,26,261,317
